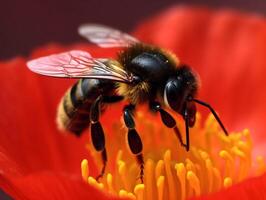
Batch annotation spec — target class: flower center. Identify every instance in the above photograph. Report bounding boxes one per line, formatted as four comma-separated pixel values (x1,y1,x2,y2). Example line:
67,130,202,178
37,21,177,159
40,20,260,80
81,112,265,200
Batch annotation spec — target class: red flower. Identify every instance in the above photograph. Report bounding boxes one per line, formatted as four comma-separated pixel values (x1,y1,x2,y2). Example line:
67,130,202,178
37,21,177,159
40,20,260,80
0,6,266,200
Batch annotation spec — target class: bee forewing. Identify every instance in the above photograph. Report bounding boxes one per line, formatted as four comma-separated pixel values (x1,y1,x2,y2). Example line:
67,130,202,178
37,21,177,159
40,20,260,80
27,50,132,83
27,50,95,78
78,24,139,48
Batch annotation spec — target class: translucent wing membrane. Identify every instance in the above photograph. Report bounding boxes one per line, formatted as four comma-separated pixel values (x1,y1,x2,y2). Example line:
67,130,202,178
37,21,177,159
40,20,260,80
27,50,132,83
78,24,139,48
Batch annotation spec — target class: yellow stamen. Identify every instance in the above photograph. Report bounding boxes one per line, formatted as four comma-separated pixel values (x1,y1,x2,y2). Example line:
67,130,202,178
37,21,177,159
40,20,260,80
81,159,89,182
187,170,201,196
175,163,186,200
144,159,155,200
205,159,214,193
106,173,115,194
134,184,145,200
88,176,104,190
80,113,265,200
212,167,222,192
156,176,165,200
223,177,233,188
164,150,177,200
219,150,234,178
118,160,130,191
155,160,164,180
119,189,136,199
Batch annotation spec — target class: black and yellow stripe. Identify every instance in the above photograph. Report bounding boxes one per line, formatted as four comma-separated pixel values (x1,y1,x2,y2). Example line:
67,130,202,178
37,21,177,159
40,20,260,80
57,78,116,136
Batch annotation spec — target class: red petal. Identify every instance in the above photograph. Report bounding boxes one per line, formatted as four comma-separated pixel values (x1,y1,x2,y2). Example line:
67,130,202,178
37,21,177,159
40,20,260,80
190,172,266,200
134,6,266,151
1,172,127,200
0,48,98,177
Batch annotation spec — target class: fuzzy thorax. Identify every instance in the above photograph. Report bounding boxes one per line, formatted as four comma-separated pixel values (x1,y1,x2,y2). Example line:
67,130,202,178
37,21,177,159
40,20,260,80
117,81,150,105
116,43,180,105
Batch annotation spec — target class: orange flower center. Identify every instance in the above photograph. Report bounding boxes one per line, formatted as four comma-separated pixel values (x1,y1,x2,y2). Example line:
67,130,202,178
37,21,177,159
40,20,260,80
81,112,265,200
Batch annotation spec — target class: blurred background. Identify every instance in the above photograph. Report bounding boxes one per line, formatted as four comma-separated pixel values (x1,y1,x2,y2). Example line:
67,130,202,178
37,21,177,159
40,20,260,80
0,0,266,60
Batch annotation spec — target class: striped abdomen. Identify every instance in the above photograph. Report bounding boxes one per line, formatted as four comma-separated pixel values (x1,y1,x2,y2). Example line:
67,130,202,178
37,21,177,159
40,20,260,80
57,79,116,136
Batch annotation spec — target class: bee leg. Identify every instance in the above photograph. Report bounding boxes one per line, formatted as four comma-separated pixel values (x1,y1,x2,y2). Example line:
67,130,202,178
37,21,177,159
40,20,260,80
90,95,107,181
150,101,187,150
123,104,144,183
183,108,190,151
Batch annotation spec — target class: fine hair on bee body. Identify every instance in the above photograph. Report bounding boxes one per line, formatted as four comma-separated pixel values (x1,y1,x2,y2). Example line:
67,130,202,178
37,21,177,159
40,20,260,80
27,24,228,183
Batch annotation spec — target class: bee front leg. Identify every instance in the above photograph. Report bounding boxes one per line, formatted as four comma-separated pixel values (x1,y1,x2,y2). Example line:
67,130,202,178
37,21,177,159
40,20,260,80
183,107,190,152
150,101,188,151
123,104,144,183
90,95,107,181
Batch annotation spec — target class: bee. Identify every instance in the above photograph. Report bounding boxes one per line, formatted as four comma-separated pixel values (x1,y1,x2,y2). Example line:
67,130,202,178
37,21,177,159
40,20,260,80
27,24,228,182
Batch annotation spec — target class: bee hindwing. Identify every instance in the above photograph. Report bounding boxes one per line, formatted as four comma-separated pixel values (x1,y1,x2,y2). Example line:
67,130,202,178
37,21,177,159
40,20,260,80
78,24,139,48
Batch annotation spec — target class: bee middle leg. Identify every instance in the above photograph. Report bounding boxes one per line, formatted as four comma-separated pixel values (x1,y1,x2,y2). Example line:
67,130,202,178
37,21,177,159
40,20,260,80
150,101,189,151
123,104,144,183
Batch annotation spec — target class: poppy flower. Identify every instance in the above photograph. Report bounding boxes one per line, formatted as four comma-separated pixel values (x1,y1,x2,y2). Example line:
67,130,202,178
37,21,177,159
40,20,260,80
0,6,266,200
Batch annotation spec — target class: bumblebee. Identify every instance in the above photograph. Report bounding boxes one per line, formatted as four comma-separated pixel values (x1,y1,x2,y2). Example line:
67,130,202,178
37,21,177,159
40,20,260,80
27,24,228,182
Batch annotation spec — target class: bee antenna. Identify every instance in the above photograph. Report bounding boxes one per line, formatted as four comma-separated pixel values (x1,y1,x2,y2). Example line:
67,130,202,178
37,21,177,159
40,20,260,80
191,98,228,136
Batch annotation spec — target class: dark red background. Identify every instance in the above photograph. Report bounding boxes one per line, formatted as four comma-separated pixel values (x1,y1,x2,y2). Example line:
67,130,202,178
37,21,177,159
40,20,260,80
1,0,266,60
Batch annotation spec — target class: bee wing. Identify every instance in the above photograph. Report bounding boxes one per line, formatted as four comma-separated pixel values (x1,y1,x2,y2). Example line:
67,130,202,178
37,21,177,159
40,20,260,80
27,50,133,83
78,24,139,48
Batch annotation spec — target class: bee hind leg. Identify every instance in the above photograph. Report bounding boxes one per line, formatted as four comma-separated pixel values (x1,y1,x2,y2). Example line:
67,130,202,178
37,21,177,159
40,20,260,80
90,95,107,181
123,104,144,183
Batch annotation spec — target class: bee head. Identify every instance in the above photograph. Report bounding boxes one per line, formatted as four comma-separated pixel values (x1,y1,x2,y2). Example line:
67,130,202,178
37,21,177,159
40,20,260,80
164,65,198,127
